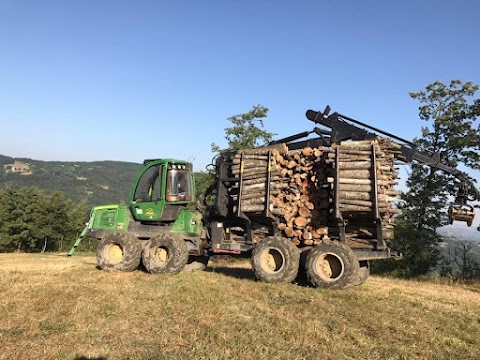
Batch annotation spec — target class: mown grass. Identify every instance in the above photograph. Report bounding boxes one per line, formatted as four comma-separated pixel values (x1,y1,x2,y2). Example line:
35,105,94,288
0,253,480,360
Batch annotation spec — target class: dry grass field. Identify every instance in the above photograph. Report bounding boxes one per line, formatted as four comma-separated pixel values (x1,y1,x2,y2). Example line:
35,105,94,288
1,253,480,360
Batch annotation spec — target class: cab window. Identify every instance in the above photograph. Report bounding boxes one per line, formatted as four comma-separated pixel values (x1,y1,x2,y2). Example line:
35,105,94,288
166,169,192,202
134,165,161,202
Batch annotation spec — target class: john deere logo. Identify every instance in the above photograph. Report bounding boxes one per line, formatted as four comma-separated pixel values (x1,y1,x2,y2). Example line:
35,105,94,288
146,208,154,217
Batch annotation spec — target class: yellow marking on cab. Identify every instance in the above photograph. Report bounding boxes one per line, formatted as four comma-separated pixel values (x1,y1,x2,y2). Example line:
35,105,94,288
93,205,119,210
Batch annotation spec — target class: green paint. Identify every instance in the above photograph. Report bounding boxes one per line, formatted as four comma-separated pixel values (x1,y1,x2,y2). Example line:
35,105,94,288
171,210,203,236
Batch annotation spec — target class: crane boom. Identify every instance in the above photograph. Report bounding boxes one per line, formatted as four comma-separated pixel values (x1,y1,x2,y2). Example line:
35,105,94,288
303,106,479,204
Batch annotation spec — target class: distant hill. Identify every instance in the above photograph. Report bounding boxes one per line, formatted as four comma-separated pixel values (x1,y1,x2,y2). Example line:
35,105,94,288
438,225,480,243
0,154,141,206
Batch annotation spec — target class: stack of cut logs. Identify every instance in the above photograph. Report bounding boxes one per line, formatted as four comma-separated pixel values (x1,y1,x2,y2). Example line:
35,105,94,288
223,138,402,246
330,139,401,241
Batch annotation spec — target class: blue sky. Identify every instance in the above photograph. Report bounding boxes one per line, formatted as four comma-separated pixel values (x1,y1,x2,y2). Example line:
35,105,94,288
1,0,479,176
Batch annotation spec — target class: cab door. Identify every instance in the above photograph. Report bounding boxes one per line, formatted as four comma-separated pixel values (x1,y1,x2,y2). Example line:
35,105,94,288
131,164,164,221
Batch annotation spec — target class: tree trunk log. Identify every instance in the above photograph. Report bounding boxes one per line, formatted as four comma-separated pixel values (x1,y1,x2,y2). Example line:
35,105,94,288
229,158,268,166
238,143,288,155
240,204,272,212
338,183,374,192
241,176,283,186
240,197,268,206
338,170,390,180
337,191,396,202
230,190,280,201
241,182,288,192
338,178,397,186
338,199,391,207
334,141,377,151
339,204,401,214
338,161,372,170
230,154,269,161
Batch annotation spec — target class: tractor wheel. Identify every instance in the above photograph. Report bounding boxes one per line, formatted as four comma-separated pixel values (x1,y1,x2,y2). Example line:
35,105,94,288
96,232,142,272
353,260,370,286
251,236,300,283
142,233,189,274
305,241,359,289
183,255,209,272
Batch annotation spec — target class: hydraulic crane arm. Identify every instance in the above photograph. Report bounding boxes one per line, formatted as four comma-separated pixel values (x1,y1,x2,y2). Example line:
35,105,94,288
403,146,479,203
303,106,479,205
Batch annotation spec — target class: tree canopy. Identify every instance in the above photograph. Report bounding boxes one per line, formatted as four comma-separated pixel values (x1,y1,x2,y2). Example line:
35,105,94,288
200,105,275,201
0,186,89,253
211,105,275,153
374,80,480,277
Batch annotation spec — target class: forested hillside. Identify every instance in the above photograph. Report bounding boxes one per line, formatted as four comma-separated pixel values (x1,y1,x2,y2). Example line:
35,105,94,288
0,154,141,205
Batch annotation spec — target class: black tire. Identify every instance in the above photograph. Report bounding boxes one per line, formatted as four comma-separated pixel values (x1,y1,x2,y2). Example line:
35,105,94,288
142,233,189,274
305,241,359,289
183,255,209,272
251,236,300,283
96,232,142,272
353,260,370,286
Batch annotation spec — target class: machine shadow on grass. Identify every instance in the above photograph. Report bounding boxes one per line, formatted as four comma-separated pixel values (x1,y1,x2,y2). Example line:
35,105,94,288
206,265,314,287
206,257,314,288
94,256,312,287
207,265,256,280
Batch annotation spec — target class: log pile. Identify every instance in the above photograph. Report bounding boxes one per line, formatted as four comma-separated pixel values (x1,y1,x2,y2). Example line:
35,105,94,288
269,146,332,246
331,139,401,240
221,138,402,246
222,143,288,213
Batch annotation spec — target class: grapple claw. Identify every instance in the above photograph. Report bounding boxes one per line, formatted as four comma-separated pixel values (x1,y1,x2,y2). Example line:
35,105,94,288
448,204,475,227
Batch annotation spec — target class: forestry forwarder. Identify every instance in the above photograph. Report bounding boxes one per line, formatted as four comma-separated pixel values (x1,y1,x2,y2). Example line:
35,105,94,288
68,105,479,289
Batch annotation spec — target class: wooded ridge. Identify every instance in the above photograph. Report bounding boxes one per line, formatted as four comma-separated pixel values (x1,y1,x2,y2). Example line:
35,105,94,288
0,154,143,205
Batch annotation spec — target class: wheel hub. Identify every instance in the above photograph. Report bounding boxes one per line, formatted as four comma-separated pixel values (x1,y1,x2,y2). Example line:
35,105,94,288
153,247,169,264
105,243,124,265
260,248,284,273
315,253,344,282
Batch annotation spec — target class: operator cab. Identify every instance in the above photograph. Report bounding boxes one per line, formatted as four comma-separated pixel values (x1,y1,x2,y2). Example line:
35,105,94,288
130,160,194,222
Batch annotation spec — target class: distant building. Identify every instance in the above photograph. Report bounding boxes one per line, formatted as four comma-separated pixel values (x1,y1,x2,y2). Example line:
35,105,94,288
4,161,33,175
